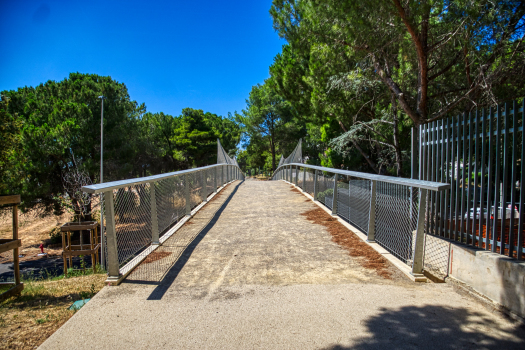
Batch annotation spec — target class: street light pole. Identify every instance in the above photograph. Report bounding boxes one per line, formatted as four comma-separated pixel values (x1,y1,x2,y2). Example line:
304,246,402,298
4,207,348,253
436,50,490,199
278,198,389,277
98,96,105,270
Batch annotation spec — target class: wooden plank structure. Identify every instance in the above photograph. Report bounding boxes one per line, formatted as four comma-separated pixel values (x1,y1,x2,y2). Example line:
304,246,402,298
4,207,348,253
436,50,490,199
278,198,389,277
0,195,24,301
61,221,100,276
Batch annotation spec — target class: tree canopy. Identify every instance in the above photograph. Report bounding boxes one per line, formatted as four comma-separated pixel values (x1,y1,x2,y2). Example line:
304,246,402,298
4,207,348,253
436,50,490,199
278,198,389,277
1,73,240,214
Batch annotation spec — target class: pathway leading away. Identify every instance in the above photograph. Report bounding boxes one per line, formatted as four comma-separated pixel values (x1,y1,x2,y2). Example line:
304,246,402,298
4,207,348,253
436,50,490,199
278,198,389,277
40,180,525,349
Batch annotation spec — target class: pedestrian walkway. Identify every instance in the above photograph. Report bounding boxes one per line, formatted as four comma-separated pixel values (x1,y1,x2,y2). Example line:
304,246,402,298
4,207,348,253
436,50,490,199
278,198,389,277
40,180,525,349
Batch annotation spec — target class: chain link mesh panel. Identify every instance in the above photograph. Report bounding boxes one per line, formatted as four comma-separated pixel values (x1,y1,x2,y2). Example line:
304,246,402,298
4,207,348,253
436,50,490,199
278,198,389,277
155,175,186,238
375,183,420,263
112,183,153,267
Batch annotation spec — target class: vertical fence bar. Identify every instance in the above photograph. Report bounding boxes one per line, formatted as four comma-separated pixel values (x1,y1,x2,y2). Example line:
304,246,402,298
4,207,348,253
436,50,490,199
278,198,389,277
332,174,338,216
479,108,487,248
367,180,377,242
454,116,462,241
486,107,494,250
451,115,458,241
517,100,524,260
104,191,120,281
466,111,473,245
150,183,159,245
509,101,518,257
412,188,427,277
472,109,480,247
444,118,450,239
460,112,467,243
439,119,445,237
501,103,510,254
492,105,502,252
294,166,299,186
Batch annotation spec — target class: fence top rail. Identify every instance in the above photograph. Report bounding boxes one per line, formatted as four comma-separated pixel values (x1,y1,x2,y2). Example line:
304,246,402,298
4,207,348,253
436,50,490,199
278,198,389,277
82,163,241,194
275,163,450,191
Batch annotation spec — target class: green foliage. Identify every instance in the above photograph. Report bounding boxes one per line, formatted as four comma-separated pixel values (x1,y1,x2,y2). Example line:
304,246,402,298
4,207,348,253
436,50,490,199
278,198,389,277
1,73,241,214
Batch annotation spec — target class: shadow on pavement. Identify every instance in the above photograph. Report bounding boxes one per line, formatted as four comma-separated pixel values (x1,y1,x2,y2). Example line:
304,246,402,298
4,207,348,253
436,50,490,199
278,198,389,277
142,181,242,300
322,305,525,350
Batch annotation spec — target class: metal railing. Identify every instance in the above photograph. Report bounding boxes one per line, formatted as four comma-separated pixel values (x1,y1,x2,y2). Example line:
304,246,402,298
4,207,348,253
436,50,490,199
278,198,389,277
83,158,244,284
272,163,450,278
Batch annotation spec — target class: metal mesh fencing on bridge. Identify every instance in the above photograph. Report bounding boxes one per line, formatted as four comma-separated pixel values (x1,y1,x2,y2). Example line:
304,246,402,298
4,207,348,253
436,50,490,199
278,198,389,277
272,160,449,279
83,140,244,284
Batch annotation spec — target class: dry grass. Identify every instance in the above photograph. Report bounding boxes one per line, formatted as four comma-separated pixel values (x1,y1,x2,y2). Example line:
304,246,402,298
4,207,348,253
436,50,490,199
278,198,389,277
300,207,392,279
0,274,106,350
0,205,72,264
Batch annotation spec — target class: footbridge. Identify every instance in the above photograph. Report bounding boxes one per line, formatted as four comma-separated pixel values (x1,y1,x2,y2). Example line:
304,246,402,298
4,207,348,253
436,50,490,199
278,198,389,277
38,140,525,349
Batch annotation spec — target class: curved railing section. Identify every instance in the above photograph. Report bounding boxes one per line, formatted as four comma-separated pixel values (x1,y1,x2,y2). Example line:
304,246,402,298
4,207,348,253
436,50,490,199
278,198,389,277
271,161,450,279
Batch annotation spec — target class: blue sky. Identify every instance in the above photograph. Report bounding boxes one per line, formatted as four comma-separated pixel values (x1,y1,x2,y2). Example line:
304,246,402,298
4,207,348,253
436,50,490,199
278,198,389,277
0,0,284,117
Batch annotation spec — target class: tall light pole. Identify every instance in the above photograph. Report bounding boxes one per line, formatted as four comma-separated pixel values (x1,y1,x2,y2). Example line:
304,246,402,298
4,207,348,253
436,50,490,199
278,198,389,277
98,96,106,269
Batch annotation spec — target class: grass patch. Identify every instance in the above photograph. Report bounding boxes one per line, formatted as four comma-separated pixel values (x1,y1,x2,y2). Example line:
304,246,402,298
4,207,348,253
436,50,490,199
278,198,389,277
0,271,106,349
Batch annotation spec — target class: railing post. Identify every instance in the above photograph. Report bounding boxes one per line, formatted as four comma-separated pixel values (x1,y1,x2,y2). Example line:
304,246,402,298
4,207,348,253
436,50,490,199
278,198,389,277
367,180,377,242
313,170,318,201
412,188,427,277
201,170,207,202
288,165,292,183
185,174,191,216
104,191,121,282
302,166,306,191
294,166,299,186
332,174,338,216
150,183,159,245
214,166,218,193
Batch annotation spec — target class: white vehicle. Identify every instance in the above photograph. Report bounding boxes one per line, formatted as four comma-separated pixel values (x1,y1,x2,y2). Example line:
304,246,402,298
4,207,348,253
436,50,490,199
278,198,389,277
464,207,489,220
493,205,520,219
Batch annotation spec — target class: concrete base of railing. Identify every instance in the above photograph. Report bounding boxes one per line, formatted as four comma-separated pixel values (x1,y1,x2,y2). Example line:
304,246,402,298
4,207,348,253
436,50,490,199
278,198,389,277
105,180,239,286
282,179,428,283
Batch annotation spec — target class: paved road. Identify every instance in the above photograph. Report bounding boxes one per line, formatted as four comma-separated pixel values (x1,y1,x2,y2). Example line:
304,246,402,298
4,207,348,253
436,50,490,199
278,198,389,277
40,180,525,349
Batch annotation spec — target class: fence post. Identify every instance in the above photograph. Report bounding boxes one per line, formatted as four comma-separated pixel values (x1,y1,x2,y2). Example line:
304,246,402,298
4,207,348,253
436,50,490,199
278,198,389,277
104,191,121,282
332,174,338,216
289,165,292,183
367,180,377,242
214,166,218,193
294,166,299,186
302,166,306,191
185,174,191,216
150,184,159,245
412,189,427,277
313,170,318,201
201,170,207,203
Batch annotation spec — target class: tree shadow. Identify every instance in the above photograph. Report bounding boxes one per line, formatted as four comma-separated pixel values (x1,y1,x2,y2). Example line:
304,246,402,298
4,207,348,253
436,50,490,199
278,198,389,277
139,181,242,300
322,305,525,350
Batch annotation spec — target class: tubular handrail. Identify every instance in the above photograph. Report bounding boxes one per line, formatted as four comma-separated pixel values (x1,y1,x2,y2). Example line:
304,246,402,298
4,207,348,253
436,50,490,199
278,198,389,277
83,164,240,194
272,163,450,191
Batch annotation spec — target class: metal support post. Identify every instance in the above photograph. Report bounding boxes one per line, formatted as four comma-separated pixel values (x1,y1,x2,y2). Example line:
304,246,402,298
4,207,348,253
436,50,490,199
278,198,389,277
412,189,427,277
294,166,299,186
288,165,292,183
201,170,207,202
313,170,318,201
214,166,218,193
302,166,306,191
367,180,377,242
150,184,159,245
185,174,191,216
104,191,121,282
332,174,338,216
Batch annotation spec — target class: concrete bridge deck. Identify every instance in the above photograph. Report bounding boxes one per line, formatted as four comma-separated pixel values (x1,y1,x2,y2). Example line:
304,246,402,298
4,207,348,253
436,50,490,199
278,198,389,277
40,180,525,349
